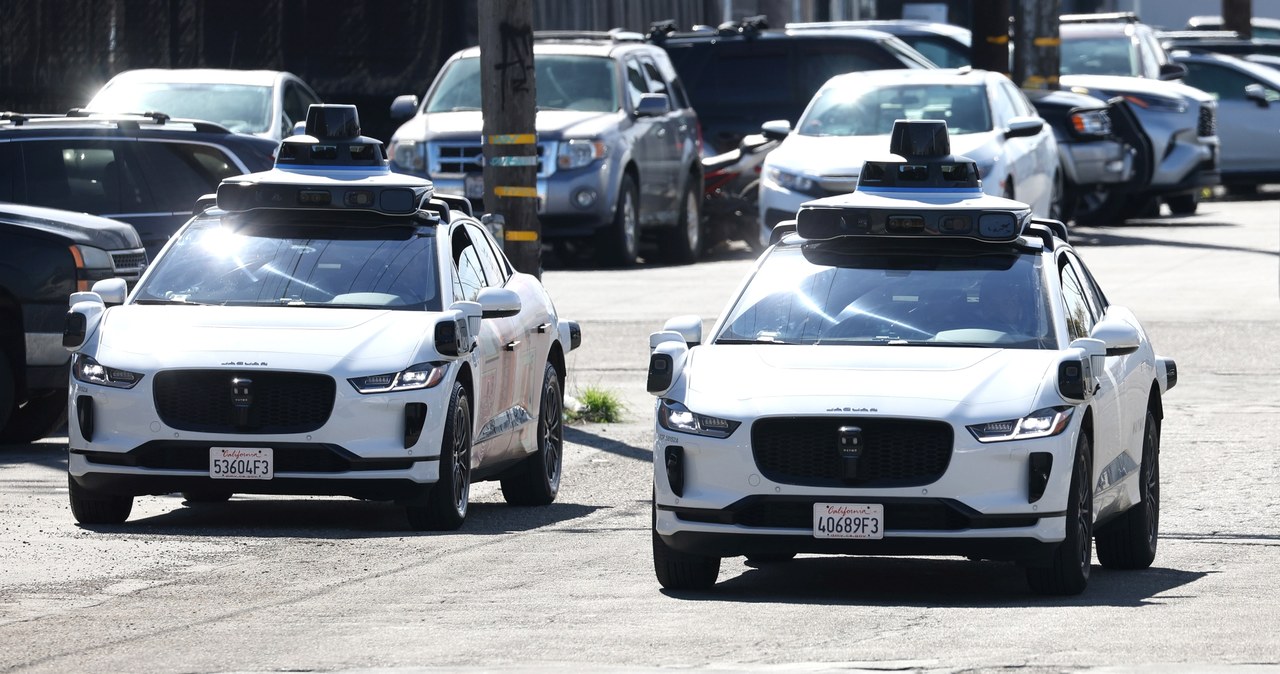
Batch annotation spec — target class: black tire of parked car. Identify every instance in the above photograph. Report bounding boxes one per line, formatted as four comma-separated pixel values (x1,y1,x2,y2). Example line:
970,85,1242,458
0,353,14,436
658,177,703,265
1164,191,1200,216
406,381,471,531
595,176,640,267
500,362,563,506
68,474,133,525
1025,432,1092,595
0,389,67,444
652,500,721,591
1096,409,1160,570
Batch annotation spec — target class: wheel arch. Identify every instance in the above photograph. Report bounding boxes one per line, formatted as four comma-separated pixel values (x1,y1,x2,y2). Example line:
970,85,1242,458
547,341,566,388
1148,383,1164,422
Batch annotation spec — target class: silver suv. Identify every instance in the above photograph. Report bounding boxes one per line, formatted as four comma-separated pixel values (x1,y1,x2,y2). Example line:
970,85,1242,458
388,32,703,266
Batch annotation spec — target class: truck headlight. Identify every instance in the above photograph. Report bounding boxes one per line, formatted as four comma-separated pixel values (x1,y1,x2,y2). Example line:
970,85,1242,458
558,139,607,170
72,353,143,389
389,139,427,174
968,406,1073,443
765,166,816,194
658,400,740,439
349,362,447,394
1069,109,1112,138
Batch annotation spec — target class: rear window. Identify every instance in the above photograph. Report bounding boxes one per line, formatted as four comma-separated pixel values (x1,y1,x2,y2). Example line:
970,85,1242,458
135,142,242,212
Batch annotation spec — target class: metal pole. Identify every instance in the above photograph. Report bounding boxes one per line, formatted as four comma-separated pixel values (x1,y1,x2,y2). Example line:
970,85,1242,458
1012,0,1059,90
1223,0,1253,39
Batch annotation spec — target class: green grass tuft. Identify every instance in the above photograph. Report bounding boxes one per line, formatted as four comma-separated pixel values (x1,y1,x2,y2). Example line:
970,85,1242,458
567,386,624,424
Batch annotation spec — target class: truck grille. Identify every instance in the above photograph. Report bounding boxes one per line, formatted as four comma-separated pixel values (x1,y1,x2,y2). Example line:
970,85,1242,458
1198,105,1216,137
153,370,335,434
110,249,148,282
751,417,953,487
430,140,554,177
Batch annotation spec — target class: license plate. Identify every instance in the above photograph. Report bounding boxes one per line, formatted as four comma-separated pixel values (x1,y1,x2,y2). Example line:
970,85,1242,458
209,447,273,480
464,174,485,199
813,503,883,539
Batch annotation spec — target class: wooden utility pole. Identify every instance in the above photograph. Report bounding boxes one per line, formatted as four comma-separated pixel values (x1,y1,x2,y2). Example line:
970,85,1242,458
478,0,541,276
1012,0,1060,90
1223,0,1253,39
970,0,1011,75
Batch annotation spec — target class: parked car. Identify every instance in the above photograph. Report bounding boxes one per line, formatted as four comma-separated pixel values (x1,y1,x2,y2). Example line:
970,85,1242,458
786,19,973,68
1060,13,1188,81
1158,32,1280,60
62,105,581,529
0,203,146,444
85,69,322,141
1172,49,1280,191
757,68,1059,243
387,31,703,266
1185,15,1280,40
0,111,278,258
647,121,1177,595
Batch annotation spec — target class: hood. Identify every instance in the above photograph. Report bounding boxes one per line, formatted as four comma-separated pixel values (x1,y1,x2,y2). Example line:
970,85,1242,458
0,204,142,250
1060,74,1215,103
395,109,621,141
770,132,999,179
95,305,436,374
684,344,1059,420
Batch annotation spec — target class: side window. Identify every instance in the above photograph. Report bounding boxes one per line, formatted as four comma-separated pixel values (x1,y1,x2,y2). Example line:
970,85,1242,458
797,42,884,97
1059,258,1096,341
133,143,240,212
704,43,791,108
649,53,691,110
990,81,1020,127
1184,62,1278,102
1135,32,1160,78
452,228,486,302
624,57,651,110
1067,252,1109,318
283,82,311,127
465,223,508,287
0,144,14,201
19,140,149,214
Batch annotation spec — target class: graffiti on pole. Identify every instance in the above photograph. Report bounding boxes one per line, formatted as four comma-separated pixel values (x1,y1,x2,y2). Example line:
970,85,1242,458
494,21,534,110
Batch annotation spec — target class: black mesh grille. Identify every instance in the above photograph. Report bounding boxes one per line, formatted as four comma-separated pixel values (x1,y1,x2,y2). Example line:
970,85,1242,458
751,417,953,487
1198,105,1216,137
153,370,335,434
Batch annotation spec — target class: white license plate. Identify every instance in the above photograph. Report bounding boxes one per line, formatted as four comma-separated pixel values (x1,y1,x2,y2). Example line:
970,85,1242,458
813,503,883,539
209,447,273,480
464,174,485,199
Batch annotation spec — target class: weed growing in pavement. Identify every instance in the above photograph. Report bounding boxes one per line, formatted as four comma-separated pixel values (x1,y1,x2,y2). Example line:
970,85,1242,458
566,386,624,424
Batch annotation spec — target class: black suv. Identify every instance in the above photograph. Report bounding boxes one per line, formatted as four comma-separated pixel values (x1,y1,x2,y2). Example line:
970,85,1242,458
649,17,934,154
0,111,278,258
0,203,146,443
388,31,703,265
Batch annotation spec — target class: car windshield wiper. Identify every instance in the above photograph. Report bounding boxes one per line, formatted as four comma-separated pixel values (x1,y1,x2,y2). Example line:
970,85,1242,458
713,337,797,345
132,297,208,306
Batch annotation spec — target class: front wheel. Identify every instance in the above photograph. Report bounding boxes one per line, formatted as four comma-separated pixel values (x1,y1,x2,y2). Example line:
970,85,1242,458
1096,409,1160,569
658,177,702,265
653,501,721,590
500,362,563,506
1165,191,1200,216
1026,433,1093,595
68,474,133,525
595,176,639,267
406,382,472,531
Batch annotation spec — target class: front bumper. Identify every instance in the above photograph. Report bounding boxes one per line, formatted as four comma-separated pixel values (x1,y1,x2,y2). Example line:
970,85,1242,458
1060,138,1133,187
429,163,616,239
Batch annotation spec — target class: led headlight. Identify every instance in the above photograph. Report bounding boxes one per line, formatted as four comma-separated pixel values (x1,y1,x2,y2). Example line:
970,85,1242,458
658,400,740,439
558,139,607,170
349,362,447,394
72,353,143,389
968,406,1073,443
765,166,816,194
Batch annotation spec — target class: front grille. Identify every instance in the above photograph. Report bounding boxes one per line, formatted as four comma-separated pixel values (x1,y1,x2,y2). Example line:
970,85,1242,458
751,417,953,488
1198,105,1216,137
110,249,148,281
431,141,553,177
153,370,335,434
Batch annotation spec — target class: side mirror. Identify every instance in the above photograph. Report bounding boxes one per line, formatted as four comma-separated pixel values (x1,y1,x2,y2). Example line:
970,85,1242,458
1005,117,1044,139
1245,83,1271,108
662,315,703,347
761,119,792,141
1090,316,1141,356
635,93,671,117
1158,62,1188,81
390,94,420,121
1065,337,1106,401
91,278,128,306
476,287,521,319
647,339,689,397
63,291,106,350
559,320,582,352
435,302,481,358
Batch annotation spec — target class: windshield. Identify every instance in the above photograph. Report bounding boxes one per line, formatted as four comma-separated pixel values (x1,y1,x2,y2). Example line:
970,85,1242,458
799,83,991,136
88,82,274,134
426,55,619,113
716,245,1054,349
1060,37,1140,76
134,214,441,310
900,36,972,69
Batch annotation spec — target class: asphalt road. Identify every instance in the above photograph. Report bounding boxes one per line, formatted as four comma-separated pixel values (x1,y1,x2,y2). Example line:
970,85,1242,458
1,197,1277,673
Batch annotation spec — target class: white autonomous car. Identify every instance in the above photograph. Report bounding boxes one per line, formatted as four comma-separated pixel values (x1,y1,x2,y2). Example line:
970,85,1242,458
63,105,580,531
649,120,1176,595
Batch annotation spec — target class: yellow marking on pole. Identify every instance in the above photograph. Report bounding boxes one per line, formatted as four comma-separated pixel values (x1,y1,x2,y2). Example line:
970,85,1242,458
494,185,539,198
505,230,539,242
986,35,1009,45
488,134,537,145
1034,36,1061,47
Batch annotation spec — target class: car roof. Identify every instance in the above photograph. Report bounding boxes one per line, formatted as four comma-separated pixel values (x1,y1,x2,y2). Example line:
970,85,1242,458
454,33,656,59
820,67,995,89
1172,48,1280,82
102,68,290,87
1060,22,1139,39
788,19,972,44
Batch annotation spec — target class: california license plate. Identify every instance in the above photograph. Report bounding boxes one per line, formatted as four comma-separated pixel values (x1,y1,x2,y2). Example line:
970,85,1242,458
464,174,485,199
813,503,883,539
209,447,273,480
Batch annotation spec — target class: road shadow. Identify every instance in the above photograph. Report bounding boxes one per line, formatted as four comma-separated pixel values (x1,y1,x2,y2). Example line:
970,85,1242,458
0,438,67,469
1069,224,1278,257
565,425,650,462
663,555,1209,607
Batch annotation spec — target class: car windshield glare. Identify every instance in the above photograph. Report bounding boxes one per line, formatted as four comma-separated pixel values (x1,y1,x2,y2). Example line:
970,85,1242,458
426,55,620,113
1060,37,1141,77
715,246,1054,348
799,83,992,136
134,214,441,310
88,83,274,134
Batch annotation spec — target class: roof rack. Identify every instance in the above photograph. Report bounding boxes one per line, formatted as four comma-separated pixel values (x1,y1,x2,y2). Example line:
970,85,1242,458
0,109,235,134
1061,12,1140,24
533,29,644,43
1026,218,1068,247
717,15,769,37
647,19,679,42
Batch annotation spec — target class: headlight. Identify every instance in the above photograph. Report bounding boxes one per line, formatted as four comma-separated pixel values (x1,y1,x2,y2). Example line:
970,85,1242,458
389,139,427,174
72,353,143,389
558,139,607,170
765,166,816,194
658,400,740,439
1070,109,1112,138
967,406,1073,443
349,362,447,394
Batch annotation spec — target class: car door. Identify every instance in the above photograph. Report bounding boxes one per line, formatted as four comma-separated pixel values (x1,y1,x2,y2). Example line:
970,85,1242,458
623,55,674,225
1181,59,1280,175
450,224,512,465
638,54,684,217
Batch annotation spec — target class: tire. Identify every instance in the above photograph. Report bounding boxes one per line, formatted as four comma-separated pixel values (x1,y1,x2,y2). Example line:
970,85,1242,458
1225,184,1258,197
1165,191,1199,216
1026,433,1093,596
0,390,68,444
658,178,702,265
595,176,639,267
500,362,563,506
406,382,471,531
0,354,16,438
652,500,720,591
1049,170,1066,223
1096,409,1160,570
1073,187,1127,226
182,491,233,504
745,552,796,564
68,474,133,525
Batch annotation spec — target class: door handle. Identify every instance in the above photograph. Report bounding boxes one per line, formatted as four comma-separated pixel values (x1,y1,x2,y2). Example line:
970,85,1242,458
505,340,520,351
536,322,552,333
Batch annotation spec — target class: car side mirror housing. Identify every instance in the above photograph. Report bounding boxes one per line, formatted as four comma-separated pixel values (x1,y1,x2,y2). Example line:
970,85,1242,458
647,339,689,397
1245,83,1271,107
476,287,521,319
761,119,792,141
635,93,671,117
1005,117,1044,139
91,278,128,306
436,302,482,358
390,94,420,121
63,291,106,350
1158,62,1188,81
662,315,703,347
1090,316,1142,356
